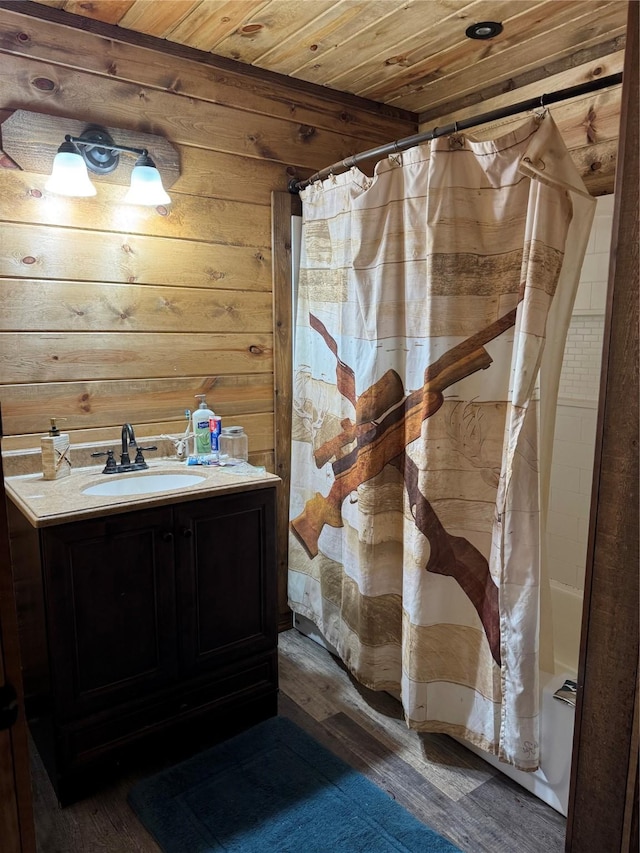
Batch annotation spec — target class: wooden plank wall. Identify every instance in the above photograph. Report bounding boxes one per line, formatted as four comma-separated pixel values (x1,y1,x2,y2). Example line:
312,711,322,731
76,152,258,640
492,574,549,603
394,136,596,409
0,5,415,471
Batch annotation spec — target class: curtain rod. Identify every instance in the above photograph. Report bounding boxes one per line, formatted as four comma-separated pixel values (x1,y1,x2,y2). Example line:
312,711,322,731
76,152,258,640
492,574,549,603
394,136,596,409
289,72,622,194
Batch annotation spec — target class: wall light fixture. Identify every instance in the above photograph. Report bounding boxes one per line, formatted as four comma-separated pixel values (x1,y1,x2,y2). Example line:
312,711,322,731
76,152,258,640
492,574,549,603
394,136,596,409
46,126,171,205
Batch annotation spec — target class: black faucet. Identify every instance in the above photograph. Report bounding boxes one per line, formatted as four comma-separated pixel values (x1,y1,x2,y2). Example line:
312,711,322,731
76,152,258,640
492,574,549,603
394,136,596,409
121,422,137,467
91,424,157,473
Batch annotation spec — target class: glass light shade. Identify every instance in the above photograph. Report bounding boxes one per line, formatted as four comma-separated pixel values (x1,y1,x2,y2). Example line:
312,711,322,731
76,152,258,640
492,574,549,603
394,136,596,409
45,151,97,197
123,165,171,206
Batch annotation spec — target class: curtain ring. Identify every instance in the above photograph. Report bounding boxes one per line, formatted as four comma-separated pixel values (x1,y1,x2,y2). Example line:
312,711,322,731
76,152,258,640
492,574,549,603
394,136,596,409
389,139,403,166
535,93,548,121
449,120,464,149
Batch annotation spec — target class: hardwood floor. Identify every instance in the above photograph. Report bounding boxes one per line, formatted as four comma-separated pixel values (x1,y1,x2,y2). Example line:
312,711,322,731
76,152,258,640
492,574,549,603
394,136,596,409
31,629,567,852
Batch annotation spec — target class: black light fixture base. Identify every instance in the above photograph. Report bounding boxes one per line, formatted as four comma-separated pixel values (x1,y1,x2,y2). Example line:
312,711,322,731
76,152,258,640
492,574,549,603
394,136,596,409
76,126,119,174
465,21,503,40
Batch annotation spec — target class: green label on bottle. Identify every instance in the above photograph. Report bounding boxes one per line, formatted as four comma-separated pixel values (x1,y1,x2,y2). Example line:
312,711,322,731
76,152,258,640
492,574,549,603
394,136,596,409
195,431,211,453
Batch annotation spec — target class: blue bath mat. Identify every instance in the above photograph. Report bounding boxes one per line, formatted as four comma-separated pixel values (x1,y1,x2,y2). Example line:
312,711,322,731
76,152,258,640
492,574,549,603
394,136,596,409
128,715,460,852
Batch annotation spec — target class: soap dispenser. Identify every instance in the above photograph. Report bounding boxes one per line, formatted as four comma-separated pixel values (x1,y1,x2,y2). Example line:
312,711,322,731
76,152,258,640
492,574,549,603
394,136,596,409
192,395,215,455
41,418,71,480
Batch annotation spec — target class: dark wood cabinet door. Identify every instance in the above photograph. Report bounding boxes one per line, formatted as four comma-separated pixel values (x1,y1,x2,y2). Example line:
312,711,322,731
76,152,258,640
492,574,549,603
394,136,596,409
41,507,178,719
175,489,277,675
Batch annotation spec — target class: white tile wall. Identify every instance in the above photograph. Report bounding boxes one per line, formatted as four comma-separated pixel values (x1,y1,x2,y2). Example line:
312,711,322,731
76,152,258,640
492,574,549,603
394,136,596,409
557,316,605,401
547,195,612,604
557,195,611,403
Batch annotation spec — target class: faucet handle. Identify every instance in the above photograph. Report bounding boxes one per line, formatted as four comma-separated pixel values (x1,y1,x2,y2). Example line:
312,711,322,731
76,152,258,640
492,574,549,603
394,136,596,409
91,449,117,473
134,445,157,465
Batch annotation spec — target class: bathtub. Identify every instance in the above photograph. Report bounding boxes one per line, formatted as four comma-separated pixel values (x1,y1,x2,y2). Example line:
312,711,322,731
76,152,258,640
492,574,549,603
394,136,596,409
459,579,583,816
457,669,575,815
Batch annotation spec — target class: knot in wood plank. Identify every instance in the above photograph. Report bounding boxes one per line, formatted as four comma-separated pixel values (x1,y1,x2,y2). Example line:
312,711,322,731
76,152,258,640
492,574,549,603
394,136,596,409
31,77,56,92
583,106,598,145
206,269,225,281
297,125,316,142
240,24,263,36
385,55,409,67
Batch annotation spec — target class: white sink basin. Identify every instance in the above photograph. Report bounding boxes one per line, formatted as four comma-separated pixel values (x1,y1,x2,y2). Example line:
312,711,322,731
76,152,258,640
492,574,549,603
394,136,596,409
83,473,205,497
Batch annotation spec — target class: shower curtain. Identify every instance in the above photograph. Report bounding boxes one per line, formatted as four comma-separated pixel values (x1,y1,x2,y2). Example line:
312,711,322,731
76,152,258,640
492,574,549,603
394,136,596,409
288,113,595,770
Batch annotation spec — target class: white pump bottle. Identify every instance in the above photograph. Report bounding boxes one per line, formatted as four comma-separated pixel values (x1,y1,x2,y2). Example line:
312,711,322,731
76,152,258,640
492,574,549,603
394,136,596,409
192,395,215,455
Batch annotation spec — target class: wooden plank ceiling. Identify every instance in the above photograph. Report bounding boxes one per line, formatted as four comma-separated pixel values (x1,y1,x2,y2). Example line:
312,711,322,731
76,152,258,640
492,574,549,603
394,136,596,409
28,0,626,120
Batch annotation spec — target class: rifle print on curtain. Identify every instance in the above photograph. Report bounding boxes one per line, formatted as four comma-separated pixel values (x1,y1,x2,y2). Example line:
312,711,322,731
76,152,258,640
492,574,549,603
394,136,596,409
288,114,595,771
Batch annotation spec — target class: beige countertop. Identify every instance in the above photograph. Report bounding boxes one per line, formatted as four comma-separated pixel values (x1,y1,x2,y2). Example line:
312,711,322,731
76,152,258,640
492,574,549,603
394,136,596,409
5,459,280,528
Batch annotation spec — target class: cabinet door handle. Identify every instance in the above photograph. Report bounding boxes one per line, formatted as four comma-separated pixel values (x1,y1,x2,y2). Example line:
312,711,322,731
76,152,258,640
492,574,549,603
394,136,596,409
162,531,174,542
182,528,193,539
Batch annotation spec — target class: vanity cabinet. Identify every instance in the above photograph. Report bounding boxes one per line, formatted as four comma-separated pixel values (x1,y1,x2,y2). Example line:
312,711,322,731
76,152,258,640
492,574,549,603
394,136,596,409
10,486,278,804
